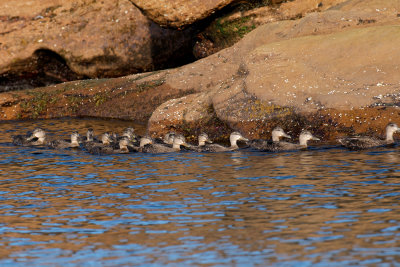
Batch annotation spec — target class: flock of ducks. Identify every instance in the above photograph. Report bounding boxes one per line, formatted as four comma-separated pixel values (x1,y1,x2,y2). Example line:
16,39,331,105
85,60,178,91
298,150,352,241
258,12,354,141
10,123,400,154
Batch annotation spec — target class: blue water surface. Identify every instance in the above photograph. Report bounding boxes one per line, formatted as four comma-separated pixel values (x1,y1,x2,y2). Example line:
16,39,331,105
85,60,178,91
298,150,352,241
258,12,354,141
0,119,399,266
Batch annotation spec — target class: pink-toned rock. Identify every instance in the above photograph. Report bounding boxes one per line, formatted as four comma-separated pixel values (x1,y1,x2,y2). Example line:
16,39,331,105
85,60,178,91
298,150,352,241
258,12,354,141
331,0,400,12
245,25,400,111
0,0,192,90
130,0,234,28
192,0,349,59
147,0,400,138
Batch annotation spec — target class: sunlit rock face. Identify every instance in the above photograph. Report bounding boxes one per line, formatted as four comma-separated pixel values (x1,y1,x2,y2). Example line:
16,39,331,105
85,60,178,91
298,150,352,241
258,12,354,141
0,0,348,92
130,0,235,28
0,0,193,91
191,0,348,59
147,0,400,140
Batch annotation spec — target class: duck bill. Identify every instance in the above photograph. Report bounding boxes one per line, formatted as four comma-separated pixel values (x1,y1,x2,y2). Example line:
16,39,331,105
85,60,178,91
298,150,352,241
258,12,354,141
182,142,190,147
206,140,213,144
311,136,320,141
283,134,291,139
241,137,249,142
26,134,35,141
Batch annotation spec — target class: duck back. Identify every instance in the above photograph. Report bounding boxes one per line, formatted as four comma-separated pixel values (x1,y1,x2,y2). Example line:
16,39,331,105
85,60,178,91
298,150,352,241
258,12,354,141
339,137,384,150
12,135,30,146
142,143,177,153
200,143,234,152
248,139,274,150
262,141,303,152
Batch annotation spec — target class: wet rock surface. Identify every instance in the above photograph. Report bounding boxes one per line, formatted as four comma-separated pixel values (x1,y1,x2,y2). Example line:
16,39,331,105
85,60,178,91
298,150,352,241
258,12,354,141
1,0,399,143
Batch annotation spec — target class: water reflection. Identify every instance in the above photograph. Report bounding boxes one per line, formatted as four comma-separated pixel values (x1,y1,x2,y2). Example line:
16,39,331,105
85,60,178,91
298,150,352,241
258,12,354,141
0,119,399,265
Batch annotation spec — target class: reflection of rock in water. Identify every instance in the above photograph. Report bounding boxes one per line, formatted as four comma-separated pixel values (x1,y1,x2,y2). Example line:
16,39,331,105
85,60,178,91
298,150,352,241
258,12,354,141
2,119,400,265
230,152,244,166
384,151,399,164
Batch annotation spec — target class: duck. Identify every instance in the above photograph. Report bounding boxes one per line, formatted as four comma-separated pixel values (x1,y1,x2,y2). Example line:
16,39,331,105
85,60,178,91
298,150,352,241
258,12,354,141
248,127,291,150
186,133,213,152
110,132,118,143
12,128,46,146
84,132,114,151
82,128,95,142
338,123,399,150
259,130,320,152
118,127,139,144
121,127,135,138
141,134,188,153
88,137,132,155
163,131,176,145
201,132,248,152
134,135,154,152
47,131,81,149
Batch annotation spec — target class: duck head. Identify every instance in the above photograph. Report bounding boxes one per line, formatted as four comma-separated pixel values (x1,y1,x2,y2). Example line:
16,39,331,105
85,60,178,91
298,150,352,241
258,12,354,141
163,132,176,145
172,134,188,150
271,127,291,142
385,123,399,142
198,133,213,146
27,128,46,142
299,130,320,147
119,137,131,152
86,128,94,142
101,133,113,145
140,136,153,147
71,131,80,146
230,132,249,148
122,127,135,140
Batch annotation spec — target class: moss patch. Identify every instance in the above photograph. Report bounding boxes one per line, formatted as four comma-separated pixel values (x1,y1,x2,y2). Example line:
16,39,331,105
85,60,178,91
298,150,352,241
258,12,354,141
207,16,257,48
19,91,59,119
136,77,166,92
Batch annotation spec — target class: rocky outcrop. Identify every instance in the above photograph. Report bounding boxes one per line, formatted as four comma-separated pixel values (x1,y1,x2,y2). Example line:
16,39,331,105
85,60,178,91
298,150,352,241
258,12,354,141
0,0,350,91
148,0,400,140
0,0,399,143
193,0,348,59
0,0,193,91
129,0,235,28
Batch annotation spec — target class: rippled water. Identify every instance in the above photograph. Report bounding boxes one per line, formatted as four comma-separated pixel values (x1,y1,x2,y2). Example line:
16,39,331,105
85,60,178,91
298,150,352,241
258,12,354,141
0,119,399,266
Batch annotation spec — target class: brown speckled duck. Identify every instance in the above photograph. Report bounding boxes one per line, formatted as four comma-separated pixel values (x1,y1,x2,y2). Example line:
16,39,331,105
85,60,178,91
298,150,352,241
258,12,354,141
141,134,188,153
12,128,46,146
83,128,94,142
261,130,319,152
163,132,176,145
48,131,80,149
186,133,213,152
248,127,291,150
201,132,248,152
84,132,114,151
120,127,137,142
88,137,132,155
339,123,399,150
